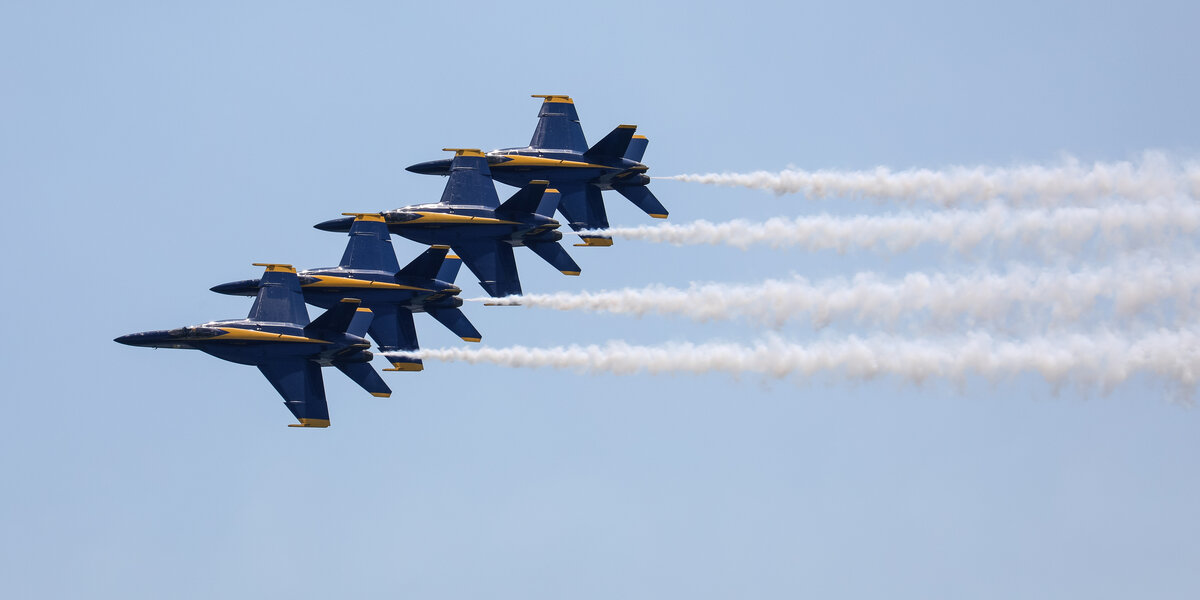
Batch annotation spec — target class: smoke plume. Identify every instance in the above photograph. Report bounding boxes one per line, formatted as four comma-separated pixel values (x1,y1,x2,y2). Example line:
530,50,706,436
581,202,1200,253
672,152,1200,207
476,261,1200,328
404,330,1200,395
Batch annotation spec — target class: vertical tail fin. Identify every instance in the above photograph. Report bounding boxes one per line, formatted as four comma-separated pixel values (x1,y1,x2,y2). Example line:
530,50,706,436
624,135,649,162
536,188,561,218
397,245,450,280
584,125,637,160
497,180,549,215
436,254,463,283
305,298,366,336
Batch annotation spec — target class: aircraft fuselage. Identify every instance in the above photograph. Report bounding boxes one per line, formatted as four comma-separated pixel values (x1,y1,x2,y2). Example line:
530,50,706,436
114,320,371,366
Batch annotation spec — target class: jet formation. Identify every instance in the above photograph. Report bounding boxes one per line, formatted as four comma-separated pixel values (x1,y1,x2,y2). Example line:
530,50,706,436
116,95,666,427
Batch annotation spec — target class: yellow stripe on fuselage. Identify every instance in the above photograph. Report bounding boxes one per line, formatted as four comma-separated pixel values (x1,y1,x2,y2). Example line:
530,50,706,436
490,155,616,170
303,275,432,292
211,328,332,344
400,212,521,225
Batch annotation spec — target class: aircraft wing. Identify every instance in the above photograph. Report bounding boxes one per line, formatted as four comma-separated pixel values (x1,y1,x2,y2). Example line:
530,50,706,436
246,264,310,325
452,239,522,297
439,149,500,209
337,215,401,272
529,95,588,152
257,359,330,427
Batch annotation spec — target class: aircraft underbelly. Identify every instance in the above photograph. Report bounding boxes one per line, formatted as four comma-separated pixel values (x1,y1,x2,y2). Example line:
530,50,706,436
492,168,599,188
397,225,521,246
199,341,323,365
303,289,421,308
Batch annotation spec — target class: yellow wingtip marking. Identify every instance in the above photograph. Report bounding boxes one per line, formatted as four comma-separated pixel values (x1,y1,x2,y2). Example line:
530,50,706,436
384,363,424,372
649,213,669,219
252,263,296,273
461,337,482,343
431,244,451,250
446,254,460,260
288,418,331,428
575,238,614,247
561,270,581,276
371,392,391,398
531,94,573,103
341,212,385,222
442,148,484,157
618,124,636,129
355,307,372,313
546,188,560,194
632,134,648,140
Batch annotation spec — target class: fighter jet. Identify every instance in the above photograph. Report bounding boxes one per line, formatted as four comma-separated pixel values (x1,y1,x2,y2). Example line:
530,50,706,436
210,214,479,373
114,263,390,428
316,148,580,298
406,94,666,247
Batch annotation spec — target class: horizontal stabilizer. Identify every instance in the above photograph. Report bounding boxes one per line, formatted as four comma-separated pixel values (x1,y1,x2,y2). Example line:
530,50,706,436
557,185,610,233
526,241,581,276
436,254,463,283
426,307,482,342
624,135,649,162
614,185,669,219
306,298,365,336
398,245,450,280
372,309,423,372
497,180,549,215
584,125,637,160
453,240,522,298
380,352,423,372
335,361,392,397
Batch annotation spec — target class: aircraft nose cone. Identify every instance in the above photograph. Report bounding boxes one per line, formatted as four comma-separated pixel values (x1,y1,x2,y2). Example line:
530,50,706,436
406,158,453,175
210,279,259,296
114,331,162,346
314,216,355,232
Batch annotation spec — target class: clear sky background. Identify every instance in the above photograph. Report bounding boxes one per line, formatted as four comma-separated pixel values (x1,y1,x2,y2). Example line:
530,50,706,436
3,2,1199,598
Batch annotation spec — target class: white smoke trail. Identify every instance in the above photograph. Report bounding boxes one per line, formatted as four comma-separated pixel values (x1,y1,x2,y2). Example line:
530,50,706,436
405,330,1200,395
581,202,1200,253
672,152,1200,206
475,261,1200,329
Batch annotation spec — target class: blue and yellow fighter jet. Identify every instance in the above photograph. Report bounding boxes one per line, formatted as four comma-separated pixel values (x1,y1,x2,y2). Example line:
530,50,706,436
114,263,390,428
210,215,479,373
406,95,666,247
316,148,580,298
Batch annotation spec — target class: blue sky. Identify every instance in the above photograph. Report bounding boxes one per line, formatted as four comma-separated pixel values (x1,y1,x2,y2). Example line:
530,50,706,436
3,2,1199,598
